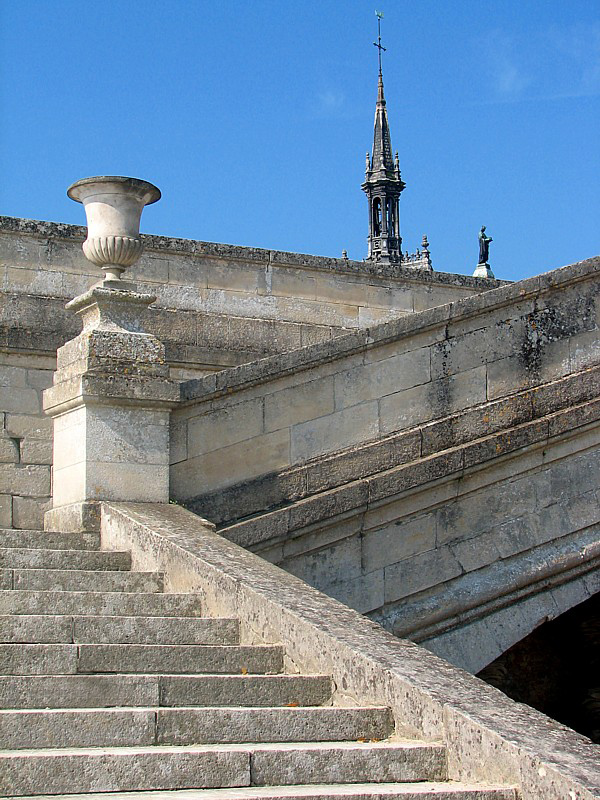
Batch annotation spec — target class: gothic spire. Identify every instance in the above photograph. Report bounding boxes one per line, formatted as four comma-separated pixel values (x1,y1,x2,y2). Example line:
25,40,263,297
370,72,395,176
362,12,405,264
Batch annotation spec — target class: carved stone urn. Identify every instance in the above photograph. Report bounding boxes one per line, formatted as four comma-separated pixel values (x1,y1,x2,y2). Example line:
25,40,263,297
67,176,161,283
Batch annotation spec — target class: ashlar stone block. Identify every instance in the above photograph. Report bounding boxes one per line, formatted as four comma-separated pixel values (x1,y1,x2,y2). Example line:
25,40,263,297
290,401,379,463
264,377,335,433
363,513,437,573
334,348,430,411
187,398,263,457
0,495,11,528
384,546,463,603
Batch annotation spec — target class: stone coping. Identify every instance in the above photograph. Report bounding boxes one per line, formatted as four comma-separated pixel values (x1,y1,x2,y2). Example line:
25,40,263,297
179,256,600,405
0,214,506,289
101,502,600,800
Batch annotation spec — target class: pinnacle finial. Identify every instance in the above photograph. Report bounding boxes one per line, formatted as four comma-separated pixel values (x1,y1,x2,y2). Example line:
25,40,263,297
373,11,386,77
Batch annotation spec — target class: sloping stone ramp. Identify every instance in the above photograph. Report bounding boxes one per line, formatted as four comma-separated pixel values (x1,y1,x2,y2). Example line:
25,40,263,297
0,527,515,799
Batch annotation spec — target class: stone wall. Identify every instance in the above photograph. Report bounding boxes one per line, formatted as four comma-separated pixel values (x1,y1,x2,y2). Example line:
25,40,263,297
172,257,599,503
0,352,54,529
0,215,502,529
172,257,600,672
0,216,502,330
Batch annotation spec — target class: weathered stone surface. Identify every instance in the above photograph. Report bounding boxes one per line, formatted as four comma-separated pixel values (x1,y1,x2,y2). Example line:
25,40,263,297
0,747,250,795
13,567,163,594
0,589,202,617
0,707,157,748
188,398,264,457
0,495,11,528
17,437,52,465
101,503,600,800
0,614,74,643
160,674,333,708
0,464,50,496
72,615,239,645
290,402,379,463
0,433,18,463
265,377,335,433
0,643,77,675
0,528,100,550
0,546,130,571
250,740,448,785
384,546,463,604
77,643,284,674
12,495,52,530
363,514,437,573
155,706,393,745
0,674,159,709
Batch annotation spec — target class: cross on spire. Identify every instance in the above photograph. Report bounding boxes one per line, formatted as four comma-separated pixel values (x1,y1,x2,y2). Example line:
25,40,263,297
373,11,386,76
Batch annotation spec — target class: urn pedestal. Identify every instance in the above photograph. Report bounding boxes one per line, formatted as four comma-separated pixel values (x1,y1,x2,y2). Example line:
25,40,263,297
44,176,177,533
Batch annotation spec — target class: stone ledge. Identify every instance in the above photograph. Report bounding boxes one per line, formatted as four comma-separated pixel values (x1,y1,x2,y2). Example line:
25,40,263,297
180,256,600,404
375,524,600,642
213,403,600,552
0,292,339,364
186,365,600,529
0,215,507,289
44,373,180,415
101,501,600,800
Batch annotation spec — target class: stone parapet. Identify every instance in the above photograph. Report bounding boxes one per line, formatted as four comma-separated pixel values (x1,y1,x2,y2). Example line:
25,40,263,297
0,215,505,335
101,501,600,800
172,256,600,502
0,214,504,288
187,365,600,528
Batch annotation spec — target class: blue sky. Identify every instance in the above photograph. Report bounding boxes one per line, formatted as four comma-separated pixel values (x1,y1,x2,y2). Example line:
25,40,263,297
1,0,598,282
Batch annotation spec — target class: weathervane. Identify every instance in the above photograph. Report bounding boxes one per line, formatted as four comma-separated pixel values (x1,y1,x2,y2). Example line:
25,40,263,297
373,10,386,75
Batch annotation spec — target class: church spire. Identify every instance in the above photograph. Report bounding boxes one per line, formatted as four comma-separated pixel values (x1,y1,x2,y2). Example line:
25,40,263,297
371,71,395,176
362,11,405,264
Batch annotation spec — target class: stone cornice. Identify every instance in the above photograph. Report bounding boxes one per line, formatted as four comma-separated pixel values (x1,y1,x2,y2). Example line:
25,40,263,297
0,214,507,289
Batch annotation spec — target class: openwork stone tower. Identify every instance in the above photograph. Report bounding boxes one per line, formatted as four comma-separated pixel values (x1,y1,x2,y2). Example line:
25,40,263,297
362,16,405,264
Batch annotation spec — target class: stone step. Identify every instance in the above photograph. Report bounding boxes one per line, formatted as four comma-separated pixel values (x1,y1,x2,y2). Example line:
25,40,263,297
0,674,334,709
0,547,131,571
0,706,394,749
0,782,518,800
11,568,164,593
0,741,448,796
78,643,285,675
0,529,101,551
0,643,284,676
0,615,240,645
0,590,203,616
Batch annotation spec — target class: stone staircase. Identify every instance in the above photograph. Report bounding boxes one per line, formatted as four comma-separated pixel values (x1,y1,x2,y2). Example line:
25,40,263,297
0,527,516,799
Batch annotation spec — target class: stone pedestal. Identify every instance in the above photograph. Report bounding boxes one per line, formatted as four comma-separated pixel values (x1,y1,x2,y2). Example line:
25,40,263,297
43,286,178,532
473,262,495,279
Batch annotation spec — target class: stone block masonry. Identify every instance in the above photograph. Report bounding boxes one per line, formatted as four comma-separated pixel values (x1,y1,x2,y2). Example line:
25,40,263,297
0,214,502,341
0,354,54,529
171,256,600,676
173,256,600,502
0,216,505,529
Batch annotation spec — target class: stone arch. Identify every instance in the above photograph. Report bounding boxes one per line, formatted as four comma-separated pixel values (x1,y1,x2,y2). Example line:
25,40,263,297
477,588,600,743
422,570,600,676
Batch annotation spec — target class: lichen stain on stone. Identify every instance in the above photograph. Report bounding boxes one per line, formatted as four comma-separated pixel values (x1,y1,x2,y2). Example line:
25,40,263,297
520,291,596,375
